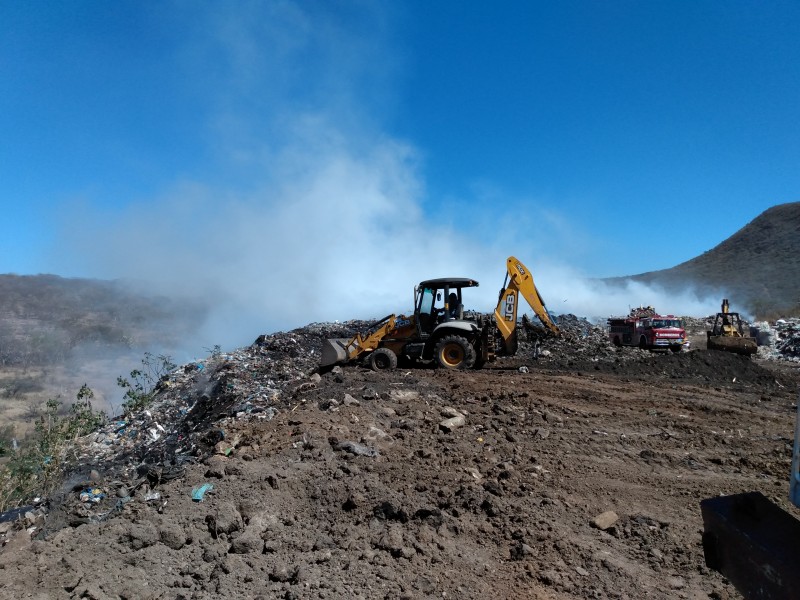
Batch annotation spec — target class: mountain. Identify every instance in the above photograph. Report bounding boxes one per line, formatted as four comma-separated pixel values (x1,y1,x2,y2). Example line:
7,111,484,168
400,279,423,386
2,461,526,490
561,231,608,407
611,201,800,318
0,274,205,367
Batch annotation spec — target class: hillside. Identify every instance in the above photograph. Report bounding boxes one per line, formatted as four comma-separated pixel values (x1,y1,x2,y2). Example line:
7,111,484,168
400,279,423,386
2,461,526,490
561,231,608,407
0,275,208,430
0,274,204,368
614,201,800,317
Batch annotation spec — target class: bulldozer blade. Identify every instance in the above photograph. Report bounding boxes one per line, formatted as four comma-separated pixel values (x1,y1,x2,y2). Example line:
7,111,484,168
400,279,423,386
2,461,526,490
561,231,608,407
707,336,757,356
320,338,350,367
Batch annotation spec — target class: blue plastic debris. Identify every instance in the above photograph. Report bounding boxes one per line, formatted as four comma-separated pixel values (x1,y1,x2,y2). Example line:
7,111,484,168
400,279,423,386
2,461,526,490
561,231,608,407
192,483,214,502
80,488,106,503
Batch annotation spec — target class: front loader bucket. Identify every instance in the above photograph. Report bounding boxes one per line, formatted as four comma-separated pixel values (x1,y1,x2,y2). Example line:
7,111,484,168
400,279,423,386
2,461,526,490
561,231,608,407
321,338,350,367
707,335,757,356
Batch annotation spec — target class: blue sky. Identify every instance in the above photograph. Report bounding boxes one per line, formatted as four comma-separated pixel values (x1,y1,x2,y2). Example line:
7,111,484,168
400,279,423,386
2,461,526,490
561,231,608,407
2,2,799,341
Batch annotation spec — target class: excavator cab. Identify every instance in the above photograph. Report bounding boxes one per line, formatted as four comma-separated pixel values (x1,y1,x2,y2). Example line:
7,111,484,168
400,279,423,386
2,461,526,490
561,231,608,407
414,286,437,335
414,278,478,337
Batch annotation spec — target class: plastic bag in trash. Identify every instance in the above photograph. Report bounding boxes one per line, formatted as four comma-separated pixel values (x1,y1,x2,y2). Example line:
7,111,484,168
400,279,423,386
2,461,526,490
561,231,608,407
80,488,107,503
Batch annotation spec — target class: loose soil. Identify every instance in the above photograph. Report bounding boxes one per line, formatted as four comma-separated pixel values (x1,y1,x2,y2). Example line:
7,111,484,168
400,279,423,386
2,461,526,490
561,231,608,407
2,329,799,600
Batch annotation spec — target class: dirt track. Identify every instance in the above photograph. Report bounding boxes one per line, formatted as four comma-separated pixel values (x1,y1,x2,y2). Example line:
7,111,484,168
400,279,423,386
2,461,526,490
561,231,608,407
1,338,799,599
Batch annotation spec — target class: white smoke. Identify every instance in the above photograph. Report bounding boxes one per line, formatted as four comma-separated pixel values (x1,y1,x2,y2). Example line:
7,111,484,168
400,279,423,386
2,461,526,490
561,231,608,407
48,2,726,358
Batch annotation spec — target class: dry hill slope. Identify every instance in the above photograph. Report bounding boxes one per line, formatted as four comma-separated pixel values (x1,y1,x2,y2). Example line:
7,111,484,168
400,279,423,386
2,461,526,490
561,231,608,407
611,201,800,316
0,274,205,367
0,275,208,434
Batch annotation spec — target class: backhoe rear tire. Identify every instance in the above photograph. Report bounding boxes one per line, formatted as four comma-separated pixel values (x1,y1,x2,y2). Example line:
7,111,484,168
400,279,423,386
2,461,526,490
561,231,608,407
369,348,398,371
435,335,476,370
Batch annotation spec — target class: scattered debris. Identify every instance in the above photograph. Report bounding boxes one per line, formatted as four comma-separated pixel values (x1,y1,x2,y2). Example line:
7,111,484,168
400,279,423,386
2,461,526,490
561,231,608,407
592,510,620,531
333,440,380,457
79,488,106,504
191,483,214,502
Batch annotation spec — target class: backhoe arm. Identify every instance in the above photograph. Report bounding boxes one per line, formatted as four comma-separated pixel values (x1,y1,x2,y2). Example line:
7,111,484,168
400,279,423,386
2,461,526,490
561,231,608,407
494,256,559,354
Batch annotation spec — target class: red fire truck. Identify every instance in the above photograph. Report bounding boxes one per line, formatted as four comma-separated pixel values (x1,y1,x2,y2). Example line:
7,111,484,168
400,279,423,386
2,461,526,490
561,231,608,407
607,306,686,353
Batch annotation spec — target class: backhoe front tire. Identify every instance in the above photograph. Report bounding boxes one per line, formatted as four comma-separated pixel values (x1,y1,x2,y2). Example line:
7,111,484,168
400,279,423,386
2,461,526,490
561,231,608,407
435,336,476,370
369,347,398,371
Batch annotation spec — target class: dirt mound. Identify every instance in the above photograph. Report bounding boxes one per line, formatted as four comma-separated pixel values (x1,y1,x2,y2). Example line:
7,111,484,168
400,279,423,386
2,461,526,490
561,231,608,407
534,345,786,387
2,321,799,599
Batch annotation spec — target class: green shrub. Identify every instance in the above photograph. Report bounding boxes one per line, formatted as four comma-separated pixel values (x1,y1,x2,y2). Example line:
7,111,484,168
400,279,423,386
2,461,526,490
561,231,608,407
116,352,176,416
0,425,14,457
0,351,177,511
0,385,106,511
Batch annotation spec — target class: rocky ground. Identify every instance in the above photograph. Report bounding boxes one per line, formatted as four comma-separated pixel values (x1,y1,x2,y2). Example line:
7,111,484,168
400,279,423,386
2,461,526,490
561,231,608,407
1,316,800,600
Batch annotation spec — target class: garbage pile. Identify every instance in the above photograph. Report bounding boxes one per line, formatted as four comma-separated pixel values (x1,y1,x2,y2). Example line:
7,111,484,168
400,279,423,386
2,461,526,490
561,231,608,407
629,306,657,318
550,314,611,357
680,315,712,333
753,318,800,361
0,321,366,538
521,313,651,367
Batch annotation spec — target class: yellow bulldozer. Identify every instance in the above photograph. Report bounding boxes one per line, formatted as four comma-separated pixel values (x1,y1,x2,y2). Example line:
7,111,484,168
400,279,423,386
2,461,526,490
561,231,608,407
706,298,757,356
320,256,559,370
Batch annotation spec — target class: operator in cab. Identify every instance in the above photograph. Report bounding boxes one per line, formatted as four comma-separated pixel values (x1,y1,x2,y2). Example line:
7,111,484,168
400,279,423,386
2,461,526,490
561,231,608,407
442,293,460,321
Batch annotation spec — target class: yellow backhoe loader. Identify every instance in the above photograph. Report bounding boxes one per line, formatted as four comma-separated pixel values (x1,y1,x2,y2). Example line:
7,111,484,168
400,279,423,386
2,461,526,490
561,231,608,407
320,256,559,370
706,299,757,356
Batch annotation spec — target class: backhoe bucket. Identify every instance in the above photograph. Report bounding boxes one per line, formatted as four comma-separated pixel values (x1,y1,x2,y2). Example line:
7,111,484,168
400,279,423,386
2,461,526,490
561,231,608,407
321,338,350,367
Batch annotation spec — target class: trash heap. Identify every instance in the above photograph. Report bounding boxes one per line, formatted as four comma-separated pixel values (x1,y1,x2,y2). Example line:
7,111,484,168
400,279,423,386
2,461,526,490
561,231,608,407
753,318,800,361
550,314,611,357
521,313,642,367
0,321,366,537
680,315,712,333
